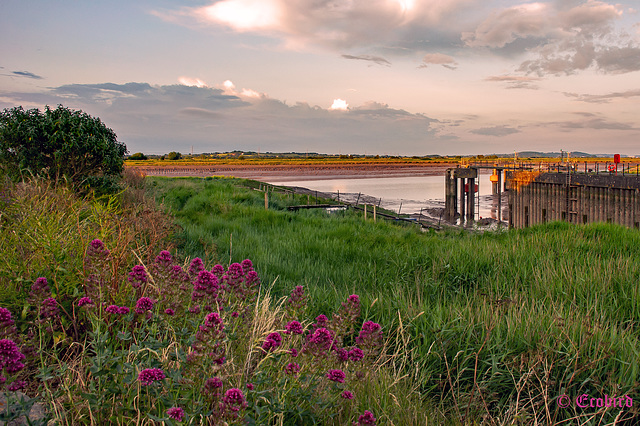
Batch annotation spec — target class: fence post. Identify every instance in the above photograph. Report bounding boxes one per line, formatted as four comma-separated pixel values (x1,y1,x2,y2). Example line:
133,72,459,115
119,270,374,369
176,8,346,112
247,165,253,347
265,192,268,210
373,204,377,222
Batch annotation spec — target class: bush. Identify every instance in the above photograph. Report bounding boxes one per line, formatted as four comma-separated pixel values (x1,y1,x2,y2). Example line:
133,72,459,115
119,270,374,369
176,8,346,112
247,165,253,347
0,105,127,190
167,151,182,161
128,152,148,160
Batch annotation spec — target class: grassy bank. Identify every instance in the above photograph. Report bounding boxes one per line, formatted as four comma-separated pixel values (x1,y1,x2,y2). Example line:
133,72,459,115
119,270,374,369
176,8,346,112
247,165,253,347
148,176,640,424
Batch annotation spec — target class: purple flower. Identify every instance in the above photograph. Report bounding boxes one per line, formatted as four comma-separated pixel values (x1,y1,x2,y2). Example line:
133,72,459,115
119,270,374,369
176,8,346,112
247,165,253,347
342,390,354,400
189,305,201,314
227,263,244,279
167,406,185,421
262,332,282,351
188,258,205,276
128,265,148,289
355,410,376,425
348,294,360,304
326,369,346,383
155,250,173,267
305,327,334,357
90,239,105,251
315,314,328,327
29,277,50,304
246,383,254,390
135,297,154,314
222,388,247,412
289,348,298,357
41,297,59,319
285,320,303,335
0,308,12,323
0,339,26,374
240,259,253,270
204,377,223,394
285,362,300,375
7,380,26,392
287,286,307,311
231,311,239,318
106,305,120,314
138,368,165,386
204,312,223,328
118,306,130,315
77,297,94,307
336,348,349,362
165,308,175,316
348,347,364,361
211,264,225,277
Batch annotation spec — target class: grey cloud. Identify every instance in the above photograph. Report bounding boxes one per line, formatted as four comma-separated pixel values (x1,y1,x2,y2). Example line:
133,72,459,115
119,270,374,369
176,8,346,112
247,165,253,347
564,89,640,103
484,74,541,89
553,116,637,131
12,71,44,80
341,54,391,66
179,108,224,120
470,126,520,136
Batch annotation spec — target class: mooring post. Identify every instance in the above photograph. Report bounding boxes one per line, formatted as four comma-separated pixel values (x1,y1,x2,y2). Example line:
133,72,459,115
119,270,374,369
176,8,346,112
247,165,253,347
460,177,466,227
265,192,268,210
467,177,475,224
497,170,502,227
373,204,377,223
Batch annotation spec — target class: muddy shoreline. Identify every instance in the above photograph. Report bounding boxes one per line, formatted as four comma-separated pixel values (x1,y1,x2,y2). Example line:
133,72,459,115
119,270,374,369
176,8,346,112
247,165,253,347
131,163,458,181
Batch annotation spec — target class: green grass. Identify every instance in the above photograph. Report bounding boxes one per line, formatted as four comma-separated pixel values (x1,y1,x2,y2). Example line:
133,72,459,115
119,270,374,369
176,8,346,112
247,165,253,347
148,176,640,424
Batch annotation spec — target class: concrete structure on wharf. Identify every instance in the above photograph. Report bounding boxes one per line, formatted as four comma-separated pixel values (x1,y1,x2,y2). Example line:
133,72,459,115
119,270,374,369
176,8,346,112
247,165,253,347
506,171,640,229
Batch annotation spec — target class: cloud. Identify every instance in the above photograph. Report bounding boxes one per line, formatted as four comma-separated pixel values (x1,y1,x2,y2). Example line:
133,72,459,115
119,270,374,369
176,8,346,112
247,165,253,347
564,88,640,103
484,74,541,89
0,81,441,155
419,53,457,69
464,1,639,76
341,54,391,66
550,113,637,131
470,125,520,136
156,0,472,50
11,70,44,80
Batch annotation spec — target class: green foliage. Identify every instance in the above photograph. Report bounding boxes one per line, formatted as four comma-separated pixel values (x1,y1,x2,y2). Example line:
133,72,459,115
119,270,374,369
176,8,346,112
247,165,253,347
128,152,148,160
148,177,640,424
167,151,182,161
0,105,127,190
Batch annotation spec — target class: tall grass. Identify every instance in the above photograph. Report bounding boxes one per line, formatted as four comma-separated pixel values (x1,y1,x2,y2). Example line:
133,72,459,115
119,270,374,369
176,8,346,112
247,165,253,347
148,176,640,424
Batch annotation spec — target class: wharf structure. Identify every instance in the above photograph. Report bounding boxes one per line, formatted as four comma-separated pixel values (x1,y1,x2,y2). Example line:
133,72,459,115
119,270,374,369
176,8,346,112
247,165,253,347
445,163,640,229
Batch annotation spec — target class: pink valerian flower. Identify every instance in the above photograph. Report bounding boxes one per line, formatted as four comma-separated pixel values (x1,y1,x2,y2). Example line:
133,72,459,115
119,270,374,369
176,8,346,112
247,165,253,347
336,348,349,362
28,277,51,305
189,305,201,314
135,297,154,314
155,250,173,269
7,380,26,391
286,286,307,313
0,339,26,375
164,308,175,316
342,390,354,400
348,347,364,361
167,406,185,421
191,314,226,368
354,410,376,425
40,297,59,320
77,297,94,307
223,261,260,302
284,320,303,335
0,308,17,339
211,264,225,278
138,368,165,386
222,388,247,412
331,294,361,343
304,327,334,358
188,258,206,278
356,321,383,357
119,306,130,315
285,362,300,375
262,332,283,352
231,311,239,318
203,377,223,395
246,383,254,390
289,348,299,357
326,369,346,383
191,270,221,305
128,265,148,289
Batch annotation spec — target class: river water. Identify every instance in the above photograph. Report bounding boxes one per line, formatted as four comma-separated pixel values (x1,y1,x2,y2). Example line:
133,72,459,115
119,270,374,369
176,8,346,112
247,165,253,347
266,173,507,223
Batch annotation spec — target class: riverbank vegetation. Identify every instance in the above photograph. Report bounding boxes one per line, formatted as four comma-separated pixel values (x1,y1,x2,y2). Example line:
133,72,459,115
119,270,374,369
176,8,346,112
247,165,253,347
1,173,638,424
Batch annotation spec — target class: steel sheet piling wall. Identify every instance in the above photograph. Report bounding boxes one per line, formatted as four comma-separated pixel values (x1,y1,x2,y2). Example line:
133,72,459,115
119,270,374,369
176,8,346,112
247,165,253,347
507,172,640,229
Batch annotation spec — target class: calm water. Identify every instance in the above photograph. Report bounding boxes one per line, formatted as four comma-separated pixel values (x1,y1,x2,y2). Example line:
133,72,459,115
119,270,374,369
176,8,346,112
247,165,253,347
267,174,505,220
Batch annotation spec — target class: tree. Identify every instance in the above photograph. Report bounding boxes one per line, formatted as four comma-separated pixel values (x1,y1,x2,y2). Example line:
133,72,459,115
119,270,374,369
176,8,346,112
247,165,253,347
167,151,182,161
0,105,127,189
129,152,148,160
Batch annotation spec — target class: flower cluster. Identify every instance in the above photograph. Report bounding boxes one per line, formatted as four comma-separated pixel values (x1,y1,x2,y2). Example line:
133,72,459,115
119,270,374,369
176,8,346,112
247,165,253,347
138,368,165,386
356,321,383,357
190,313,226,369
286,285,307,318
167,406,185,421
354,410,376,425
134,297,154,315
128,265,148,289
262,332,282,352
77,297,94,308
191,270,221,310
304,327,334,358
105,305,130,315
285,362,300,375
0,308,17,339
326,369,346,383
0,339,26,378
188,257,205,278
84,239,112,303
284,320,304,335
203,377,223,396
331,294,361,344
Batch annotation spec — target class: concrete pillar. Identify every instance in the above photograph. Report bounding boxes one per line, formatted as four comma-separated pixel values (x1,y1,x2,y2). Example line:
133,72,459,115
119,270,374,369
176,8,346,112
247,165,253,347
467,177,475,224
459,177,466,227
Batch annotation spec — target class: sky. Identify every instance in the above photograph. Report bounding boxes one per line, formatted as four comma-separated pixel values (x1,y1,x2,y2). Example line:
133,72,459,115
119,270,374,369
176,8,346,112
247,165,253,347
1,0,639,156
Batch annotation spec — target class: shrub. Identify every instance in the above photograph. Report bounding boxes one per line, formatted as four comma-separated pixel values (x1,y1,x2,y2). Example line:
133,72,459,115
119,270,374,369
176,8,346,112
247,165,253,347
128,152,148,160
167,151,182,161
0,105,127,191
